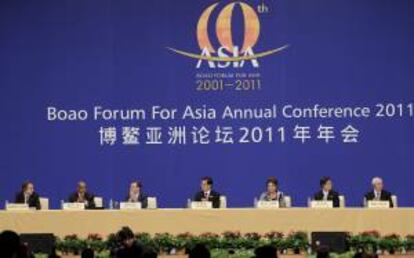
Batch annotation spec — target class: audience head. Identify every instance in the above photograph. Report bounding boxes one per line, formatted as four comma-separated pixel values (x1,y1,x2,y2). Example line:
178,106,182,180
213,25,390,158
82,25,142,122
117,227,135,248
254,245,277,258
189,244,210,258
320,176,333,192
266,177,279,194
372,177,383,192
201,177,213,192
22,181,34,195
81,248,94,258
0,230,22,257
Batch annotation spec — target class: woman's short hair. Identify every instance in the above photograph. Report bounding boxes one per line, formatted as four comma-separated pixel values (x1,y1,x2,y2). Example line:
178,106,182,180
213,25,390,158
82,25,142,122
266,177,278,186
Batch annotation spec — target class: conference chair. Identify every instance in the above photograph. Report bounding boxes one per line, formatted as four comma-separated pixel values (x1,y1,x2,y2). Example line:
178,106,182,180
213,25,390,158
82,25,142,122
39,197,49,210
283,196,292,208
392,195,398,207
147,197,157,209
220,196,227,208
339,195,345,208
94,197,103,208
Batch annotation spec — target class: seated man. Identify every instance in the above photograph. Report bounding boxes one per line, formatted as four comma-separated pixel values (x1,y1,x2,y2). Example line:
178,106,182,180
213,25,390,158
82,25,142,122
193,176,221,208
313,176,340,208
364,177,394,207
125,180,148,208
68,181,95,209
15,180,41,210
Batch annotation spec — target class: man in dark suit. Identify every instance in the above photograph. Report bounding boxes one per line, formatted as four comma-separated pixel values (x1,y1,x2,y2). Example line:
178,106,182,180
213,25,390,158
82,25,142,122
114,227,144,258
68,181,95,209
15,181,41,210
125,180,148,208
313,176,340,208
365,177,394,207
193,176,221,208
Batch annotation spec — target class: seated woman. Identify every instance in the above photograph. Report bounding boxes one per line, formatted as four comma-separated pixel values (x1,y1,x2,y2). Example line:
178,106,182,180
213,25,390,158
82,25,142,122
259,177,286,207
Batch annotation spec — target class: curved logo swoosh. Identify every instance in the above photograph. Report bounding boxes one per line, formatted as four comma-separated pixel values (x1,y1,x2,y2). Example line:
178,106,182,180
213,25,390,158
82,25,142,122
167,45,289,62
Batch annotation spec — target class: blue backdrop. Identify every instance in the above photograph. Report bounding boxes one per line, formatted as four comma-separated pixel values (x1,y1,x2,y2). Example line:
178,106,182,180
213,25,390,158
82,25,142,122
0,0,413,209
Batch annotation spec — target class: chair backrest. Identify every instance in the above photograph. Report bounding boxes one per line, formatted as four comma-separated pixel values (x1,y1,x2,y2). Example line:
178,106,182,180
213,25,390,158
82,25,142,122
391,195,398,207
363,197,368,207
339,195,345,208
283,196,292,208
220,196,227,208
39,197,49,210
147,197,157,209
94,197,103,208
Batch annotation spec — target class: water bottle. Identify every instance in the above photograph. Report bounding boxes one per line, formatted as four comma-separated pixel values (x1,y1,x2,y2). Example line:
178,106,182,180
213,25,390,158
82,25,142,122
60,200,64,209
254,197,258,208
187,198,191,208
109,199,113,210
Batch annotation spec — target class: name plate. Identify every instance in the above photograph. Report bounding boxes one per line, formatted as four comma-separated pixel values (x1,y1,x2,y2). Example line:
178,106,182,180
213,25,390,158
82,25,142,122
257,201,280,209
6,203,30,211
310,200,333,209
190,201,212,209
120,202,142,210
367,200,390,209
63,203,85,210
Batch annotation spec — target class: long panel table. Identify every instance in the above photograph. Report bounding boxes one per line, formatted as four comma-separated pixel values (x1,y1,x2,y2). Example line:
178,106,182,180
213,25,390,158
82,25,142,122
0,208,413,237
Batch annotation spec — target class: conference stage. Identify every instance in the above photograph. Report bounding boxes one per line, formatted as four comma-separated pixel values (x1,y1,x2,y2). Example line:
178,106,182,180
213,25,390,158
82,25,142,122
1,208,413,238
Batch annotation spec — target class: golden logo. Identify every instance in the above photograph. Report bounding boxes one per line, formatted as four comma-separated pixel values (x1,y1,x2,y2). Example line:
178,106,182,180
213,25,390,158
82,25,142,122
168,1,288,65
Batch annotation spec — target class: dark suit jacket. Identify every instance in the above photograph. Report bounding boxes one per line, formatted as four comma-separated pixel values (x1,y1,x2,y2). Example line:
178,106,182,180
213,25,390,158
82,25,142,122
15,192,41,210
115,242,144,258
193,190,221,208
125,193,148,208
68,192,96,209
313,190,340,208
365,190,394,208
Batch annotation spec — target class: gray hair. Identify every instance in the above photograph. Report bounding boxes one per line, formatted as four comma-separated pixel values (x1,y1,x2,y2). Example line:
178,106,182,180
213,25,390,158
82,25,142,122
371,177,383,185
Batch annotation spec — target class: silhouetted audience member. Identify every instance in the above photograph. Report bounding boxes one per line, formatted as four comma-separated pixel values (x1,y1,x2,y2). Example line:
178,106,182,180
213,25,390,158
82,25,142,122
0,230,32,258
81,248,95,258
189,244,210,258
142,248,157,258
316,245,330,258
115,227,143,258
354,251,378,258
0,230,20,257
254,245,278,258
